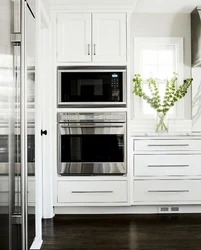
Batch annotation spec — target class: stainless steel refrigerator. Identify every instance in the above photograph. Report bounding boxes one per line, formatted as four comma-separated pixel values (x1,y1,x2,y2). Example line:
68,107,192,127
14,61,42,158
0,0,36,249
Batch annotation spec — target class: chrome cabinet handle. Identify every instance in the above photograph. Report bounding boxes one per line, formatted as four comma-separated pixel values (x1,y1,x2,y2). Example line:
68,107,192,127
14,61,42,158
71,191,113,194
148,190,189,193
87,44,90,55
148,144,189,147
93,44,96,55
148,165,189,168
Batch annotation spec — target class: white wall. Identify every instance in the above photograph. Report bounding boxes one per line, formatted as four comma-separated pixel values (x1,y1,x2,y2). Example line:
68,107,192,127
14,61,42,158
192,67,201,131
41,0,50,16
130,13,192,119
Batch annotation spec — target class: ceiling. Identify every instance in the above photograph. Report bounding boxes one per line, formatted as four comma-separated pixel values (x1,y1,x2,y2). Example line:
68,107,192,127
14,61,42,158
50,0,138,12
50,0,200,13
134,0,201,13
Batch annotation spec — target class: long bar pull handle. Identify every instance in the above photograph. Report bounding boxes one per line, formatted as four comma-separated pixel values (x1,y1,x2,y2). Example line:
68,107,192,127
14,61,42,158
20,1,27,249
88,44,90,55
148,144,189,147
93,44,96,55
71,191,113,194
148,165,189,168
148,190,189,193
60,125,124,129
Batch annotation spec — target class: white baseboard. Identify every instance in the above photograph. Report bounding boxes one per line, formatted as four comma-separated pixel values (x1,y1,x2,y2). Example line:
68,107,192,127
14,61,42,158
30,237,43,250
54,205,201,215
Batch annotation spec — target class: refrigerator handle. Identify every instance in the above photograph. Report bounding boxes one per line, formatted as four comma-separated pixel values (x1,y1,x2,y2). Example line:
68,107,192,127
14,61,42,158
20,1,28,250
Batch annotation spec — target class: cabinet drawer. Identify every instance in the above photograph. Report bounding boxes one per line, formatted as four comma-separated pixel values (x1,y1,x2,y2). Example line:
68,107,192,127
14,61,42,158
133,180,201,203
57,181,127,203
134,155,201,176
134,139,201,151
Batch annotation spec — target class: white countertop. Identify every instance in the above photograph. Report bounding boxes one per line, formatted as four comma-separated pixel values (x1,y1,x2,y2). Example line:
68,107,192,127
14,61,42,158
131,132,201,137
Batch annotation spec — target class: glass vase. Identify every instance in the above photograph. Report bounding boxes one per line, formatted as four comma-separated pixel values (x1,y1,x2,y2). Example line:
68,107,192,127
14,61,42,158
156,112,168,133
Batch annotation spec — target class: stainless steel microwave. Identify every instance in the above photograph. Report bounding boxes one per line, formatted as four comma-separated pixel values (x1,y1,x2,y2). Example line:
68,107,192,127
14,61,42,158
57,66,127,107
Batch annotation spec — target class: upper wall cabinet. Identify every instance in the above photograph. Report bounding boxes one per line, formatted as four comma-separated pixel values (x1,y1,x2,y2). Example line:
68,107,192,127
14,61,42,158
57,13,127,63
57,13,91,62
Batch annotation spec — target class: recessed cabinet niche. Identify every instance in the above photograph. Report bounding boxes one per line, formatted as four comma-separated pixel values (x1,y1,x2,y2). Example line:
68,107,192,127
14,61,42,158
57,13,127,63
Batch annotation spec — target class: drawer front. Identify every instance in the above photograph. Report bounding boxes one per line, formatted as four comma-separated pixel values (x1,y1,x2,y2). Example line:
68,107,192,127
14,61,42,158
133,180,201,202
58,181,127,203
134,155,201,176
134,139,201,151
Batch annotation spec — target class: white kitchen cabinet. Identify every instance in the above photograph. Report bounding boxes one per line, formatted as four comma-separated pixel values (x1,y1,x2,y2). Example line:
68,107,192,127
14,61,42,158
57,180,127,204
57,13,91,62
133,180,201,203
56,13,126,63
134,154,201,177
134,139,201,152
133,137,201,207
92,13,126,62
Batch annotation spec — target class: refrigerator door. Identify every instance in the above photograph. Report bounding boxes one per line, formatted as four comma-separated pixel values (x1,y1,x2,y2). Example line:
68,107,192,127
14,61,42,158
0,0,16,249
0,0,36,249
25,1,36,248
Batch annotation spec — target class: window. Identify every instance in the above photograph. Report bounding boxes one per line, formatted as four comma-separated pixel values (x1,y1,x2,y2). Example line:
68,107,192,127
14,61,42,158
133,37,184,118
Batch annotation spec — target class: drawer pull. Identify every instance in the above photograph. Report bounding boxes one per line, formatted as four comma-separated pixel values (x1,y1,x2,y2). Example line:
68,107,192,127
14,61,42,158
148,190,189,193
71,191,113,194
148,144,189,147
148,165,189,168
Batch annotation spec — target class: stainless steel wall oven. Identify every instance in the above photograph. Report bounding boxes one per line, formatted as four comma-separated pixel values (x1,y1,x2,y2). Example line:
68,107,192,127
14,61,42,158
57,112,126,176
57,66,127,107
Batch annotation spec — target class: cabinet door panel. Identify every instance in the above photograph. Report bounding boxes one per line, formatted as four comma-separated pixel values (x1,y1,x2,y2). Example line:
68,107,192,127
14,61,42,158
134,155,201,176
57,181,127,203
92,13,126,62
134,139,201,151
133,180,201,203
57,13,91,62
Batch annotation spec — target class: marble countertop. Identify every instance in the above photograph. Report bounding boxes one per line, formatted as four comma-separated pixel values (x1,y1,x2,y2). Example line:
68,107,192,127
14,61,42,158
131,132,201,137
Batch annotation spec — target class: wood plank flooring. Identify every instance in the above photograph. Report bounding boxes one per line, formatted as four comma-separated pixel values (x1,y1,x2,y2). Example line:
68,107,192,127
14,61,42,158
41,214,201,250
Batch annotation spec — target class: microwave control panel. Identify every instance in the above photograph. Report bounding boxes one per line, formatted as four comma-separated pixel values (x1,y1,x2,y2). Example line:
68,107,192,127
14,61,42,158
111,73,120,101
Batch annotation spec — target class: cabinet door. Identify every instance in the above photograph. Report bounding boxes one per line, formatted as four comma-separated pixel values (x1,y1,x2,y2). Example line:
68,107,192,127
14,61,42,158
92,13,126,62
57,13,91,62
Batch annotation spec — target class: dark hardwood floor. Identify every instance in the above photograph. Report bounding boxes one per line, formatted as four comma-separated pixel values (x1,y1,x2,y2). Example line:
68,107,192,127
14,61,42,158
41,214,201,250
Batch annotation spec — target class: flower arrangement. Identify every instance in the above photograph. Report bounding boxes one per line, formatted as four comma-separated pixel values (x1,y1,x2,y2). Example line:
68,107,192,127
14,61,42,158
132,73,193,132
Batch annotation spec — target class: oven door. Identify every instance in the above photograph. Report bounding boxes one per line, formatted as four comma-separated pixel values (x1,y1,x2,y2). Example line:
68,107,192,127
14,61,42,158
58,123,126,175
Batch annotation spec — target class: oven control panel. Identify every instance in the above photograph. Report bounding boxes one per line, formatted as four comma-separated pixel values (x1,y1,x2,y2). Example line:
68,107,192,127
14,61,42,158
58,112,126,122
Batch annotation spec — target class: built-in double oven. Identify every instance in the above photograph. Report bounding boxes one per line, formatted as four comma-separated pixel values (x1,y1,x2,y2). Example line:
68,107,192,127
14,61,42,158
57,112,126,176
57,66,127,176
57,66,127,107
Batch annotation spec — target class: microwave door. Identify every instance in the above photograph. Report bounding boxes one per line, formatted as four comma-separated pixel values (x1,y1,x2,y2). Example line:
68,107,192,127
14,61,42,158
57,68,127,107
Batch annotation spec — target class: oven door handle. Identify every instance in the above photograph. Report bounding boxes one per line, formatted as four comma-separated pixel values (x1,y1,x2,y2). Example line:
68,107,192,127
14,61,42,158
60,125,125,128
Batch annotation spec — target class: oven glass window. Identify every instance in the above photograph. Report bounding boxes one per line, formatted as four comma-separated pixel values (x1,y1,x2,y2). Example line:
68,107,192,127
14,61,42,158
61,72,123,102
61,135,124,162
